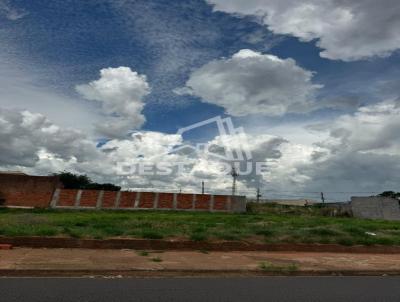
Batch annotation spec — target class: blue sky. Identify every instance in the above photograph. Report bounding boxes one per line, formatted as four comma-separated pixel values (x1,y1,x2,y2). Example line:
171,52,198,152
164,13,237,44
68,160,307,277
1,0,399,199
2,0,399,131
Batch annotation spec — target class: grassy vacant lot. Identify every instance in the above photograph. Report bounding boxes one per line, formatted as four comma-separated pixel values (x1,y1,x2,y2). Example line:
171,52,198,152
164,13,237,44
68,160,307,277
1,203,400,246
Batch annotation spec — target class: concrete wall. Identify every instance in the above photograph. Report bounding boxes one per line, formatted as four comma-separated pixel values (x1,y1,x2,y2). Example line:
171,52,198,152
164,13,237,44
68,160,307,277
51,189,247,213
0,173,60,208
351,196,400,221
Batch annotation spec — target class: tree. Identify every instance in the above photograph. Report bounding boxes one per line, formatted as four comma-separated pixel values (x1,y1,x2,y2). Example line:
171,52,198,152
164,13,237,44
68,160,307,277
53,172,121,191
55,172,91,189
85,182,121,191
378,191,400,199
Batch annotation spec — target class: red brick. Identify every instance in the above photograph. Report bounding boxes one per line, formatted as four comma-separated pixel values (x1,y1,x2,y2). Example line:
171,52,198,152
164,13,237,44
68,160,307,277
119,192,136,208
139,192,155,208
214,195,228,210
58,189,78,207
0,173,60,208
79,190,99,207
195,194,211,210
102,191,117,208
177,194,193,209
157,193,174,209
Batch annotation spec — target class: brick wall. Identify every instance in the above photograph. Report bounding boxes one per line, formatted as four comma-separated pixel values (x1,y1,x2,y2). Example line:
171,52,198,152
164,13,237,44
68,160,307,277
177,194,193,209
139,192,155,208
102,191,118,208
119,192,136,208
50,189,246,213
157,193,174,209
57,189,78,207
214,195,228,211
0,173,60,208
195,194,210,210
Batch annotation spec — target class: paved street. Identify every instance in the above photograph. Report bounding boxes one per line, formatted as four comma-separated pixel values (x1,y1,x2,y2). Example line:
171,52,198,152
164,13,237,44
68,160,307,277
1,277,400,301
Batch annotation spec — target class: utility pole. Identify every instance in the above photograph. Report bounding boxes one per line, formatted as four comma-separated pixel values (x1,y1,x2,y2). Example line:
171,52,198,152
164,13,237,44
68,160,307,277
201,181,205,194
256,188,262,203
321,192,325,204
231,165,239,196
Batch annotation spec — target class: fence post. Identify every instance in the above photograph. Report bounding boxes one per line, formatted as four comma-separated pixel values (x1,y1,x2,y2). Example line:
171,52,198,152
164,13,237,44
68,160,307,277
114,191,121,208
134,192,141,208
154,192,159,209
50,188,60,208
173,193,178,210
210,195,215,212
96,190,104,209
74,190,82,208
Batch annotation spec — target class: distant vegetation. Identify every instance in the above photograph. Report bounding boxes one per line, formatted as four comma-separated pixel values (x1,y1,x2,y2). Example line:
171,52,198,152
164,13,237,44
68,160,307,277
53,171,121,191
1,203,400,246
378,191,400,199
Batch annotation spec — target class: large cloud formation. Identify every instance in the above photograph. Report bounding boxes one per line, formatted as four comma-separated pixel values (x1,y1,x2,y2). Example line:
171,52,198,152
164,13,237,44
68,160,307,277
176,49,321,116
279,100,400,196
207,0,400,61
0,108,98,167
1,100,399,199
76,67,150,138
0,106,285,194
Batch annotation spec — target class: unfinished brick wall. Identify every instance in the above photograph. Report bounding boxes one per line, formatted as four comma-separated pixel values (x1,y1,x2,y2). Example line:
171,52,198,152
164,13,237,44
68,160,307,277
177,194,193,209
79,190,98,207
57,189,78,207
102,191,118,208
195,194,211,210
157,193,174,209
0,172,246,213
213,195,229,211
139,192,155,208
50,189,246,213
0,173,60,208
118,192,135,208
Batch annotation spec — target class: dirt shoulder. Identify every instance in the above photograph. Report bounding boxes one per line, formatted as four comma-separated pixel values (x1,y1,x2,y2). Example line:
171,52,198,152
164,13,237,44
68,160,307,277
1,248,400,277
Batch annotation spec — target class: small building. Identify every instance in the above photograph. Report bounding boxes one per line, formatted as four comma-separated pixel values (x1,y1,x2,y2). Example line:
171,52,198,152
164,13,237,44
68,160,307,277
350,196,400,221
0,172,61,208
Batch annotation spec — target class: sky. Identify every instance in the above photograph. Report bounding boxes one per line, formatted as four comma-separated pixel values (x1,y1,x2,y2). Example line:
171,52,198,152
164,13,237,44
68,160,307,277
0,0,399,201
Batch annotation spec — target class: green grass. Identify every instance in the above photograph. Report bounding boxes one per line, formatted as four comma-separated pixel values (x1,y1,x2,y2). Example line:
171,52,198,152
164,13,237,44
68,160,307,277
1,203,400,246
150,257,162,262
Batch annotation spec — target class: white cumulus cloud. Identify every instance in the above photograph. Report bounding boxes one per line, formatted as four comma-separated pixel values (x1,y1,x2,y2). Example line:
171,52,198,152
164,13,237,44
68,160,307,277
206,0,400,61
176,49,321,116
76,67,150,138
1,101,399,199
294,100,400,195
0,108,99,167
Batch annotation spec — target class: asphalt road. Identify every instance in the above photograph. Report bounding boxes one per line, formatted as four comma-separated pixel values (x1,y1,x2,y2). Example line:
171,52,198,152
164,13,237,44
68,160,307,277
1,277,400,301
